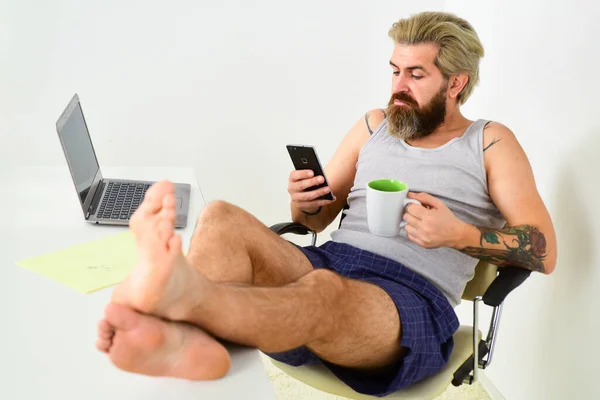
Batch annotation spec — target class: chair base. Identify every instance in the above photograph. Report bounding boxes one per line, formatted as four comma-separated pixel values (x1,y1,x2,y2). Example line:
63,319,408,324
268,325,481,400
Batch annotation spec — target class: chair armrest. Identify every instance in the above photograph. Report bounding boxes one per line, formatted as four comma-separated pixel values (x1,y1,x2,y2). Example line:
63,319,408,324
482,266,531,307
269,222,314,236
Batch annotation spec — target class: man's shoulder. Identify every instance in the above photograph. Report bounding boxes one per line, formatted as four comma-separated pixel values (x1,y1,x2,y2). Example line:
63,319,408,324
366,108,387,124
366,108,387,120
338,109,387,152
482,121,531,176
482,121,519,152
365,109,387,135
483,120,514,135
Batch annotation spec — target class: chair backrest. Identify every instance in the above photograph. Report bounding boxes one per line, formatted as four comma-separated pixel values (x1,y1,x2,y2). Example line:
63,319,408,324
461,260,498,301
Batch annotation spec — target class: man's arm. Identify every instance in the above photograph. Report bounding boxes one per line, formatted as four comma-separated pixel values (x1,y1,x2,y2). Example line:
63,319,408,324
454,122,557,274
291,110,384,232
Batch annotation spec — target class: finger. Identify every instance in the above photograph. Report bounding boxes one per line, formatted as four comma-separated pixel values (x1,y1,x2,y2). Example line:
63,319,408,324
405,227,428,247
406,232,428,248
405,203,428,219
289,176,331,194
404,223,417,237
290,169,314,182
403,212,422,225
406,225,432,247
408,192,444,209
292,185,332,202
290,176,326,193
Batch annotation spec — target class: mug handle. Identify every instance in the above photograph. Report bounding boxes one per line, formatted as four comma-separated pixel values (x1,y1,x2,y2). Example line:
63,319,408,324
399,198,422,230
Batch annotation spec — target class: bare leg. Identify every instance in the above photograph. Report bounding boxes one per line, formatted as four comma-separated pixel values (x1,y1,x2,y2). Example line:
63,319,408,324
189,270,405,369
112,182,405,370
185,200,314,286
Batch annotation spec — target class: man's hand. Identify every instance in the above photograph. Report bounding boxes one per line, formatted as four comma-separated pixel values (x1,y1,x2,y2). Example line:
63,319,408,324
403,192,467,249
288,169,336,214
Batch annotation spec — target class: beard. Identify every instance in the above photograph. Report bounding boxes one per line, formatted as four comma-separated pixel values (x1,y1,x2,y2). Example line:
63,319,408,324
386,82,448,141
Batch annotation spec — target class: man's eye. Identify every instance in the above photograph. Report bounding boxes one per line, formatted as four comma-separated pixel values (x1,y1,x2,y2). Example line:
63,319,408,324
393,71,400,76
412,75,423,80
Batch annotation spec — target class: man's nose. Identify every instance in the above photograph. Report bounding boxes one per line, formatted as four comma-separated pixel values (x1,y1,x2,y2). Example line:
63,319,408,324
392,75,411,94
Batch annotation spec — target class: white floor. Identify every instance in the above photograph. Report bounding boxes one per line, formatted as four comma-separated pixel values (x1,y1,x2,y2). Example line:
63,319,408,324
260,354,492,400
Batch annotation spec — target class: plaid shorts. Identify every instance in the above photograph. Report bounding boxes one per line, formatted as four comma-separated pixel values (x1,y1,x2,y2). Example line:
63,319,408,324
265,241,459,397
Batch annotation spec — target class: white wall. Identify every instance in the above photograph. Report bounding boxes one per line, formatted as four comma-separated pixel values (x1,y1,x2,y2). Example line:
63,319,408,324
445,1,600,399
1,0,442,228
4,0,598,398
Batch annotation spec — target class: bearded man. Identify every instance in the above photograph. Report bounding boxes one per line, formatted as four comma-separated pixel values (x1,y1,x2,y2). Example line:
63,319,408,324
96,11,556,397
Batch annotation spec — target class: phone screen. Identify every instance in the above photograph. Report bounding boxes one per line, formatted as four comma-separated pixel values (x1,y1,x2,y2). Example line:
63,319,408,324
286,145,334,201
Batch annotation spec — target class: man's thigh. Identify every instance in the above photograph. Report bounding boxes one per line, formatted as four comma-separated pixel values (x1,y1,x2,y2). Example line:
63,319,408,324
306,276,407,370
199,200,316,286
250,231,316,286
265,242,458,394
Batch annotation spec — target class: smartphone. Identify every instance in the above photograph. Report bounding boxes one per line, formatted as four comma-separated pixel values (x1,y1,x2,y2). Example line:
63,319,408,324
286,144,334,201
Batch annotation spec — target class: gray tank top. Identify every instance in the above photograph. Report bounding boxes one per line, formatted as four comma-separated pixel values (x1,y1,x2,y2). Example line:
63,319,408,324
330,118,506,307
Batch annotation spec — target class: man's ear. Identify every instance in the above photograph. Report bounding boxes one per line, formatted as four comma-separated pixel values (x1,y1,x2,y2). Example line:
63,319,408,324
448,73,469,100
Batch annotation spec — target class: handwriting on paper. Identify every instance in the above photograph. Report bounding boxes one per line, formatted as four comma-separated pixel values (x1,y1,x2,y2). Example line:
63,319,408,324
87,264,113,272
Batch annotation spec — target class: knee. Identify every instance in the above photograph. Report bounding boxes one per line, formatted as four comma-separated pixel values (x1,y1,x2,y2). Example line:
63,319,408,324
299,269,346,339
302,269,346,302
198,200,237,224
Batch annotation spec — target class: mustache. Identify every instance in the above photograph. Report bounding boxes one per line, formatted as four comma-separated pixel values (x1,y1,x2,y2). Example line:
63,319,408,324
388,92,418,107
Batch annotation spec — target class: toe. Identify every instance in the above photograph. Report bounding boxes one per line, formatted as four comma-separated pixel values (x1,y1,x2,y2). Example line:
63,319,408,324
161,192,177,223
98,319,115,339
167,234,183,254
96,337,112,353
163,207,176,226
159,195,176,230
157,219,174,244
148,181,176,202
104,303,140,331
162,191,177,210
138,181,174,216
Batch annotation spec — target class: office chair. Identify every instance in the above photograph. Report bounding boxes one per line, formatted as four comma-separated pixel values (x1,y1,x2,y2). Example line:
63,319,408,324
266,216,531,399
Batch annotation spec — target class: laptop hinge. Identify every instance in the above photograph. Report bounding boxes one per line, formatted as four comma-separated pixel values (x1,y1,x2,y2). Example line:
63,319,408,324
87,180,105,219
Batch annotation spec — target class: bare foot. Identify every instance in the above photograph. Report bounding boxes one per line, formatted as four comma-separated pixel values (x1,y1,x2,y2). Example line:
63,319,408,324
111,180,204,320
96,303,230,380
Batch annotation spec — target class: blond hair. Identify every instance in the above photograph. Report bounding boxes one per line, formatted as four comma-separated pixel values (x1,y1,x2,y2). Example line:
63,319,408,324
388,11,484,105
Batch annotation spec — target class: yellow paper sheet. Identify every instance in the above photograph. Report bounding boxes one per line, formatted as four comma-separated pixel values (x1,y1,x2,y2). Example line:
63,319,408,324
15,231,136,294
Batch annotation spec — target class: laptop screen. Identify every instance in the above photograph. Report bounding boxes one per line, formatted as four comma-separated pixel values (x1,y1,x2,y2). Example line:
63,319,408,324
56,98,100,207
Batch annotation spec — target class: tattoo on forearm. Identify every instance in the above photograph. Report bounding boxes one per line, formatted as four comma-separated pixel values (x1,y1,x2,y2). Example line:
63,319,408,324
462,225,548,273
483,138,501,151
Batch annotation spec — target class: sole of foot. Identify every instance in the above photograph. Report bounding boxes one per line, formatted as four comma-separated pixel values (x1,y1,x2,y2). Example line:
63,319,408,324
97,302,230,380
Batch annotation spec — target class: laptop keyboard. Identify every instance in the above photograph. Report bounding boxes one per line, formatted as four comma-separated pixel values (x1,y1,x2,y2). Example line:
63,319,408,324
97,182,150,221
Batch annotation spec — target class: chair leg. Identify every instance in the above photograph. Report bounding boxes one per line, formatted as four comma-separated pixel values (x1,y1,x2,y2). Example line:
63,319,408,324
473,296,482,382
451,340,490,386
452,296,489,387
483,302,504,367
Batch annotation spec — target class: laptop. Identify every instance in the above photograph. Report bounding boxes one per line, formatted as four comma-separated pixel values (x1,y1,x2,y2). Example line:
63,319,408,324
55,93,191,228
